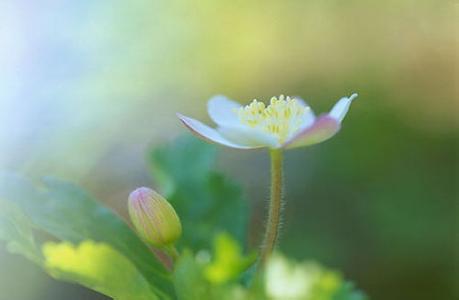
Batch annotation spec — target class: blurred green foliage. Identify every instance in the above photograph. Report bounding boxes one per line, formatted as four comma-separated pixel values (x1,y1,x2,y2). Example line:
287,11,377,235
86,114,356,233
174,237,367,300
149,136,249,251
0,199,42,264
0,138,368,299
204,233,256,284
0,173,174,299
279,106,456,299
43,241,157,300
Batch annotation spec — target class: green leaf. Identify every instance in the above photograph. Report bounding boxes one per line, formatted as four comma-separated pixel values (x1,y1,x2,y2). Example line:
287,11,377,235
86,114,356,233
173,250,242,300
173,250,210,300
43,241,157,300
204,233,256,284
0,199,42,264
332,282,368,300
0,172,174,299
149,135,249,251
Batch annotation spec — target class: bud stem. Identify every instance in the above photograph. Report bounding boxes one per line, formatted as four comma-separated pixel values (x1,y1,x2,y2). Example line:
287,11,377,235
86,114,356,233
164,245,179,262
260,149,284,266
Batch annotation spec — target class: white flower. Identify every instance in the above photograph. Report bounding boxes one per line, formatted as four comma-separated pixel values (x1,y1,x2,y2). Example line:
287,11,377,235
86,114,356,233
265,253,342,300
265,253,318,299
177,93,358,149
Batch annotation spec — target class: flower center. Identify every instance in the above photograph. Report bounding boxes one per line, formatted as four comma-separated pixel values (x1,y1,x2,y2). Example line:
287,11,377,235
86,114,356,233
237,95,307,144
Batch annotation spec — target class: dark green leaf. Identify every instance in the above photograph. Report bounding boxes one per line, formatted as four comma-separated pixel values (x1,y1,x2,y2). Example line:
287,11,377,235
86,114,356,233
332,282,368,300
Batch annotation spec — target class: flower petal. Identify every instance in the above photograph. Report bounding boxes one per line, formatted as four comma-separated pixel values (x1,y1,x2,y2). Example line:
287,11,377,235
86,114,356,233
293,96,316,129
177,113,258,149
329,93,358,123
218,125,279,148
284,115,340,149
207,95,241,127
294,96,314,112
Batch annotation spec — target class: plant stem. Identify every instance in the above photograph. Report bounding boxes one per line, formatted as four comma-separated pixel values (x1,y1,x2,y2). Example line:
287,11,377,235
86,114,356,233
164,245,179,262
260,149,284,266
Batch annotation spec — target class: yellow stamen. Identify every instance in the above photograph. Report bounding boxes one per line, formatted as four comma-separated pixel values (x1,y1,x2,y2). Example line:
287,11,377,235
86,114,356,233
237,95,307,144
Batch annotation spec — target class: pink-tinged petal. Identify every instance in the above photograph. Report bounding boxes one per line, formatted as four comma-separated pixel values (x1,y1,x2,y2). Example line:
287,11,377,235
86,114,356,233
177,113,258,149
283,115,340,149
207,95,241,127
218,125,279,148
329,93,358,123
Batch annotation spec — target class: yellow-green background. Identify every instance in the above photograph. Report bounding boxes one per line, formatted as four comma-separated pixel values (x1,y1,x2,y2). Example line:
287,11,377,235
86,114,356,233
0,1,456,299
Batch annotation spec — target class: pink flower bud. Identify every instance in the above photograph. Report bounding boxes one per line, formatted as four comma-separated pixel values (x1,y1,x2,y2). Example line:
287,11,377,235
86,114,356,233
128,187,182,247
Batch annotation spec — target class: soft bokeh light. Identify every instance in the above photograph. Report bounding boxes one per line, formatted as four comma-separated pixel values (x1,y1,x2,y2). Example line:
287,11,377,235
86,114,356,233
0,0,456,299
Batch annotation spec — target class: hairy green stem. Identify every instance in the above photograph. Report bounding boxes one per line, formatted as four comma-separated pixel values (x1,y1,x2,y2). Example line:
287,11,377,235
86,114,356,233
260,149,284,266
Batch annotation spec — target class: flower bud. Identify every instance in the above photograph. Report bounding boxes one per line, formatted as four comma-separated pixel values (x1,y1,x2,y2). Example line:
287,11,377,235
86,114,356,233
128,187,182,247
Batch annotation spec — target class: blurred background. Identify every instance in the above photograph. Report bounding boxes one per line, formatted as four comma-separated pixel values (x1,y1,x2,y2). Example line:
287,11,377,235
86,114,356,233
0,0,456,299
